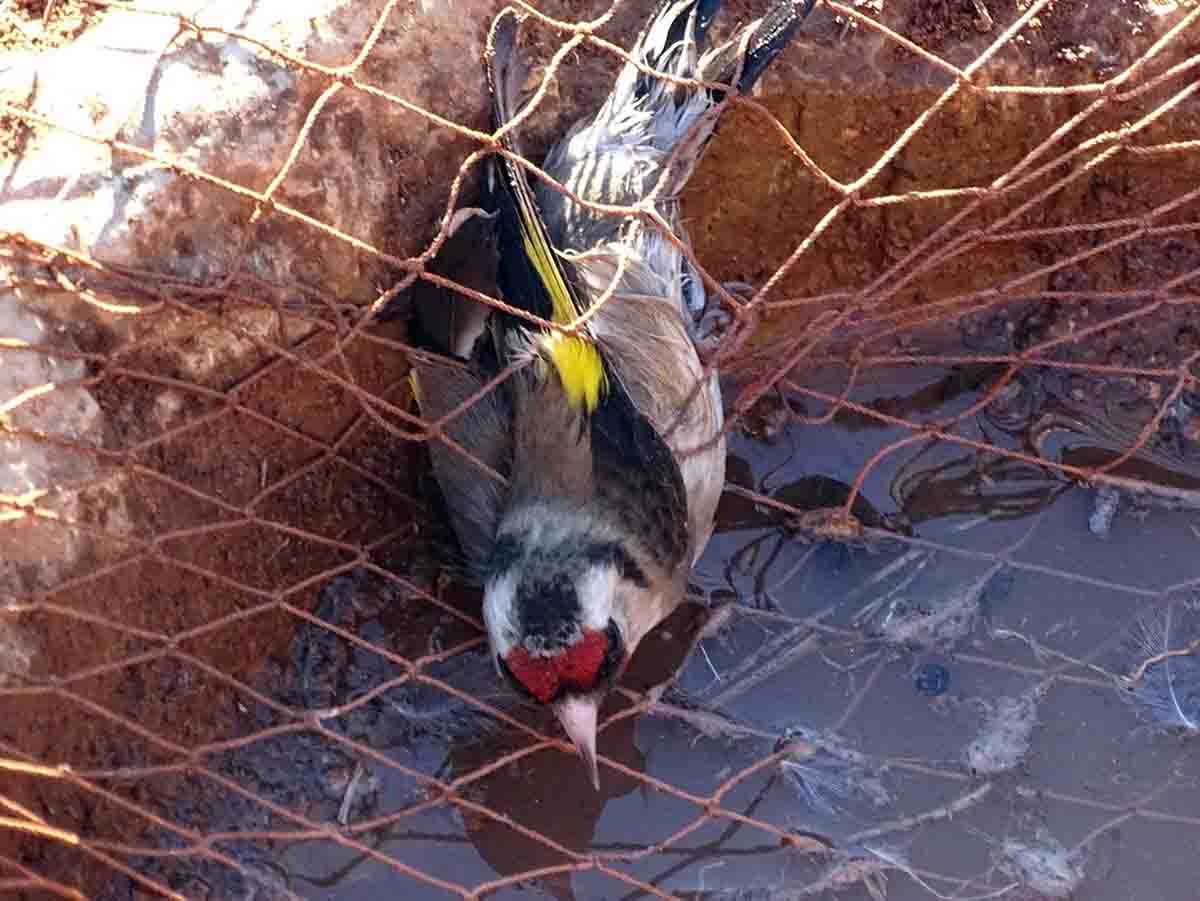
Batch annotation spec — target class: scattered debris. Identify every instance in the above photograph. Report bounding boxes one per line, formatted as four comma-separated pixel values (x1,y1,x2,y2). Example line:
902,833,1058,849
781,729,893,817
337,762,374,826
1122,599,1200,735
802,847,894,900
788,506,866,542
915,662,950,697
996,828,1086,898
849,783,993,845
964,690,1042,775
859,567,995,649
1088,485,1120,537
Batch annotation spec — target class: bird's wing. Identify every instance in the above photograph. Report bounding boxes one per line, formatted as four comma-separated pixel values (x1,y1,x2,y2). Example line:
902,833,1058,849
538,0,814,253
407,190,512,578
411,358,512,577
485,8,608,415
485,10,695,574
407,208,497,359
574,249,725,560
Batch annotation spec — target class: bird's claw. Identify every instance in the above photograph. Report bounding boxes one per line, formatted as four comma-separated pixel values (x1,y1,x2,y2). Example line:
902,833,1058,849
692,281,761,362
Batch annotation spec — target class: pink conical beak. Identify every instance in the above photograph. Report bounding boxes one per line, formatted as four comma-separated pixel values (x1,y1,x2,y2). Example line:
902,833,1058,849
554,695,600,790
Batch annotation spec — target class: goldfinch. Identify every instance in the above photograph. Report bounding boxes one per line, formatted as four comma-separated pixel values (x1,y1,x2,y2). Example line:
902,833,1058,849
411,0,814,788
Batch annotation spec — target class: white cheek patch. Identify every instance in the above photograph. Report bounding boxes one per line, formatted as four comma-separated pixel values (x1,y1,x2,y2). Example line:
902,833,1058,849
483,570,520,656
575,564,617,631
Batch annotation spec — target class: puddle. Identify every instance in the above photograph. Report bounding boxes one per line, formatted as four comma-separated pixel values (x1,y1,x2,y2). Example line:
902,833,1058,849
146,361,1200,901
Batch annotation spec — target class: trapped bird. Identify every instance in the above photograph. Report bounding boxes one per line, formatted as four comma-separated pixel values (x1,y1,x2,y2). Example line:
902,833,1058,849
411,0,814,788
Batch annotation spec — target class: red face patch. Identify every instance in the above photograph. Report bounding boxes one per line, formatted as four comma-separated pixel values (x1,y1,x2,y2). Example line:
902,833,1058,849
504,629,609,704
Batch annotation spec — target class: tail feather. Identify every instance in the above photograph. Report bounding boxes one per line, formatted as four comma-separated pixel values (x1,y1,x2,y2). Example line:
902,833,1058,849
486,9,528,153
485,8,609,412
618,0,815,109
507,0,816,292
484,8,587,328
700,0,815,97
577,0,815,187
626,0,721,99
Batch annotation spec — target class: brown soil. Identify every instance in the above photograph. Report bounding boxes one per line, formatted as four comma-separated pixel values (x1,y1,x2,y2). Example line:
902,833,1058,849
685,47,1200,353
1,315,427,894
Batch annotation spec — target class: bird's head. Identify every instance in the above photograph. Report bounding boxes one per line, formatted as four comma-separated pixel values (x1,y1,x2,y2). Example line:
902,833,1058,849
482,523,646,788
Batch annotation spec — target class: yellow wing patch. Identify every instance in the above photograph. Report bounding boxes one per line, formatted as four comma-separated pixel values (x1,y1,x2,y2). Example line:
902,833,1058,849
540,331,606,413
489,9,604,414
513,179,606,413
521,223,576,328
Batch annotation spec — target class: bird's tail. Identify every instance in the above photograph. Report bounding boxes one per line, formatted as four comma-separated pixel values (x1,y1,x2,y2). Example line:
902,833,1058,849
632,0,814,94
485,8,582,330
698,0,815,98
485,8,609,413
610,0,721,107
597,0,814,186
